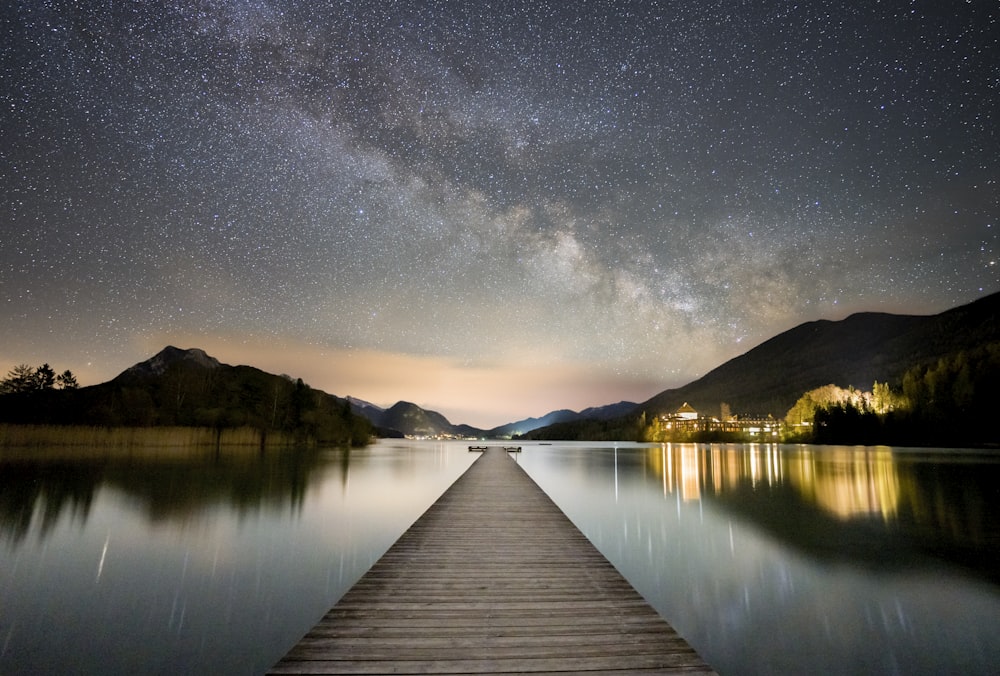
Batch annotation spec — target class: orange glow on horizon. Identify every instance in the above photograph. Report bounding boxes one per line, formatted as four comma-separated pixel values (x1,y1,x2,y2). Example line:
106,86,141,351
110,334,664,429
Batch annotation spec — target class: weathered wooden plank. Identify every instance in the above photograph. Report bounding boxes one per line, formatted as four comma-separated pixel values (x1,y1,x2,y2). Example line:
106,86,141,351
270,654,714,675
309,618,680,637
282,637,699,659
306,617,675,634
294,629,689,644
268,448,715,675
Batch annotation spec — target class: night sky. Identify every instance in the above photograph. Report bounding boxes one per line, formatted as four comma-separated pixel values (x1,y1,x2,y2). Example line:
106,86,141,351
2,1,998,427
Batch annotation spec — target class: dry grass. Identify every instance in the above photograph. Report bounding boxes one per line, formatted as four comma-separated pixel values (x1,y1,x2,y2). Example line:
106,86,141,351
0,424,300,458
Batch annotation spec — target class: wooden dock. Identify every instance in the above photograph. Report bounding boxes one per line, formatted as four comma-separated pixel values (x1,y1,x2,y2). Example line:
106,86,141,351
268,447,715,675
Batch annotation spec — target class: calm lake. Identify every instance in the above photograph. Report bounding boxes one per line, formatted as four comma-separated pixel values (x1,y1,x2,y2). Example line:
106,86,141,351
1,440,999,675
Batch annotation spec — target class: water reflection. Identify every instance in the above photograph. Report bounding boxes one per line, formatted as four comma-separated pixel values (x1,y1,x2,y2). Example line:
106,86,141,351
0,441,477,676
645,444,899,513
518,443,1000,676
650,443,901,517
4,442,998,676
0,448,327,543
785,446,900,520
620,443,1000,583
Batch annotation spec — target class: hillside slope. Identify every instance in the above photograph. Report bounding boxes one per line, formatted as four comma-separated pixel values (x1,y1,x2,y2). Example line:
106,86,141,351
0,346,374,446
488,401,637,437
640,291,1000,418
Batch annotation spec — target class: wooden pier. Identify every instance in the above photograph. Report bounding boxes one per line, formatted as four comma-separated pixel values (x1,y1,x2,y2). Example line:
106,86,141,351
268,447,715,675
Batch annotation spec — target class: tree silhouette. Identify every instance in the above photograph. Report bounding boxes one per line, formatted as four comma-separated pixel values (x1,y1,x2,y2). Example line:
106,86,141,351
35,363,56,390
1,364,36,394
56,370,79,389
1,363,78,393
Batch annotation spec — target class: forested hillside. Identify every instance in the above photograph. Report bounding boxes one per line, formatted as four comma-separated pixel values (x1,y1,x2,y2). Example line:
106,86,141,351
640,291,1000,419
521,291,1000,445
0,347,372,447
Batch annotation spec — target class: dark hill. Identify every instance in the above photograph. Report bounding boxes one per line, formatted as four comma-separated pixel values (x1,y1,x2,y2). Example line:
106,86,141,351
640,291,1000,418
380,401,459,438
580,401,639,420
353,400,485,438
488,409,578,438
488,401,638,437
348,398,639,439
0,346,373,446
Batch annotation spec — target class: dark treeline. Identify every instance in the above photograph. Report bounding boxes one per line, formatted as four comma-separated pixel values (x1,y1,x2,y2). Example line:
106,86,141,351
0,363,78,393
813,342,1000,447
0,359,372,447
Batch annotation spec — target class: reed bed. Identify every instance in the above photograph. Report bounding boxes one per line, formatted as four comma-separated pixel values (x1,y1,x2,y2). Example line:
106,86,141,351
0,424,299,455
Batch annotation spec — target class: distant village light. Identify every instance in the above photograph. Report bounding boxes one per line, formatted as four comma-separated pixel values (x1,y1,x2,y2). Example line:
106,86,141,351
658,402,783,438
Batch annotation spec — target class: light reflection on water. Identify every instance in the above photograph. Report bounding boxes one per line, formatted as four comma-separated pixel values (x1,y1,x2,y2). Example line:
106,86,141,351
2,440,999,675
0,440,476,675
517,442,1000,676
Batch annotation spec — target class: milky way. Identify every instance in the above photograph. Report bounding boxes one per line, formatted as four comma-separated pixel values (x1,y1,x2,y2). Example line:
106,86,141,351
2,1,998,426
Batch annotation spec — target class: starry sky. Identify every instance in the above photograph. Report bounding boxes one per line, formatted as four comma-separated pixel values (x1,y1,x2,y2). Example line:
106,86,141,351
2,1,998,428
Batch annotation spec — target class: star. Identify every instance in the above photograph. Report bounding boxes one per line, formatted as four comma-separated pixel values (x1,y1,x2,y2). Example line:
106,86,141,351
1,0,997,427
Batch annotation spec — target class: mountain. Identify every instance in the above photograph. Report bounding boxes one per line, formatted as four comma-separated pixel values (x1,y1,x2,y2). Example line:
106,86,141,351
345,397,639,439
488,409,577,437
120,345,222,377
348,398,641,439
349,400,485,438
378,401,461,438
345,396,390,430
580,401,640,420
0,346,374,446
639,291,1000,419
488,401,638,437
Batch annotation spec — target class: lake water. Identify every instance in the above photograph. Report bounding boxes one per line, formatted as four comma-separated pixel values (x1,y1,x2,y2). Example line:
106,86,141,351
1,440,999,675
517,443,1000,675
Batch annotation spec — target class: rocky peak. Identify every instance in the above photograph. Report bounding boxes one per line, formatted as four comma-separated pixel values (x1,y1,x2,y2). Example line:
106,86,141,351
123,346,223,377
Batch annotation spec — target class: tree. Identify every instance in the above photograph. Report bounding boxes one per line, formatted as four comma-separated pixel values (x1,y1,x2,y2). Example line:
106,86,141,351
784,384,858,426
1,364,37,394
813,401,882,445
0,363,73,393
34,363,56,390
871,381,905,415
56,370,79,389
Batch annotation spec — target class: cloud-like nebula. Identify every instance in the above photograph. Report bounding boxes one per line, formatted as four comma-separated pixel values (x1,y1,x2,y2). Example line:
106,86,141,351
2,1,997,425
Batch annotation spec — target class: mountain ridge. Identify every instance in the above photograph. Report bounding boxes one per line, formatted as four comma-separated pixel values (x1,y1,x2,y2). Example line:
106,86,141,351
130,292,1000,439
120,345,222,377
486,402,638,438
4,292,997,441
0,346,374,446
635,291,1000,420
347,399,637,438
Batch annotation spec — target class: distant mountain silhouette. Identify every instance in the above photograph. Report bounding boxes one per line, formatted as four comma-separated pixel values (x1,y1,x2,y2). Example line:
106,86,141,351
345,398,639,438
346,399,483,438
638,291,1000,419
380,401,463,437
579,401,640,420
488,402,638,437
